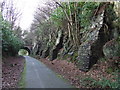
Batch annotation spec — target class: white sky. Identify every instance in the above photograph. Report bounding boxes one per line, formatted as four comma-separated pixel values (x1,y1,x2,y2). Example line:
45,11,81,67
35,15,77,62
0,0,47,30
16,0,46,30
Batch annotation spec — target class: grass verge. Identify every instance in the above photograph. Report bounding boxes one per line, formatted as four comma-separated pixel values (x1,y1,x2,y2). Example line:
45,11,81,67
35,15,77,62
18,60,26,88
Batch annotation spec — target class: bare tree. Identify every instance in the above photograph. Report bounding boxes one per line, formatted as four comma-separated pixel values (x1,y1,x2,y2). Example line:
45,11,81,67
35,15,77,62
1,0,21,29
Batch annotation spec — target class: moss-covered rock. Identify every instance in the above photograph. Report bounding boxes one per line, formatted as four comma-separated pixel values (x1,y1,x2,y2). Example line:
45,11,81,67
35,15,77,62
103,39,120,59
49,47,59,61
49,31,63,61
77,9,110,72
41,47,50,58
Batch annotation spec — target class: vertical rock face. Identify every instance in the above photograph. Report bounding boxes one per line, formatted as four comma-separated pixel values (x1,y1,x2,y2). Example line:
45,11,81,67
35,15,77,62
77,10,109,72
40,50,43,56
49,47,59,60
114,2,120,18
39,45,46,56
41,47,50,58
35,44,41,55
50,31,63,61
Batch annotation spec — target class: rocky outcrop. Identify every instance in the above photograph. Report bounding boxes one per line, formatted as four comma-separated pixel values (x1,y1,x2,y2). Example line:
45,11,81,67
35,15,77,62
35,44,41,55
77,10,110,72
49,31,63,61
41,47,50,58
63,40,73,56
38,44,46,56
49,47,59,60
103,39,120,59
103,39,120,68
40,50,43,56
114,2,120,18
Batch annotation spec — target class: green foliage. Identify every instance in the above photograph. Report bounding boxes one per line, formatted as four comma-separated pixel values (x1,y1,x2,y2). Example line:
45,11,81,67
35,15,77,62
0,13,23,57
51,2,100,30
18,49,28,56
81,77,95,87
106,67,114,74
100,57,106,62
95,78,119,88
81,75,119,88
18,61,26,88
80,2,100,30
51,7,64,27
106,3,117,22
70,51,78,63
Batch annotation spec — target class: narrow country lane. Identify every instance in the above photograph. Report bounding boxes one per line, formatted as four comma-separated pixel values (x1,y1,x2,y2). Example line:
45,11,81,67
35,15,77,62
24,56,73,88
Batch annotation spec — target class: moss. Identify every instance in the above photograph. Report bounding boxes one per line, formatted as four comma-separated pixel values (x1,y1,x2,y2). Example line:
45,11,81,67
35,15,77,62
62,55,69,60
80,77,96,87
106,67,114,74
99,57,106,62
106,66,119,74
57,56,61,60
70,52,78,63
18,60,26,88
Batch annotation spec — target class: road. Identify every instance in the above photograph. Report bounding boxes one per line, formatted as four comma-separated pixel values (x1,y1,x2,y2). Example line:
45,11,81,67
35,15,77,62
24,56,73,88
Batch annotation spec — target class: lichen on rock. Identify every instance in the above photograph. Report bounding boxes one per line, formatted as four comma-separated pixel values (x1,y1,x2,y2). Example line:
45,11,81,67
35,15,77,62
103,39,120,59
77,10,109,72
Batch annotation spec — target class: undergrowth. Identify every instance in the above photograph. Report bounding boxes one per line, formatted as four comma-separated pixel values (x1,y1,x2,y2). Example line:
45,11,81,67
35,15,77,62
81,71,119,88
